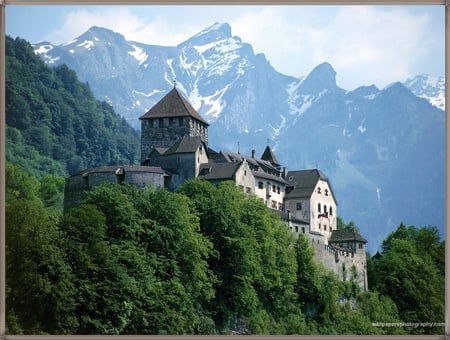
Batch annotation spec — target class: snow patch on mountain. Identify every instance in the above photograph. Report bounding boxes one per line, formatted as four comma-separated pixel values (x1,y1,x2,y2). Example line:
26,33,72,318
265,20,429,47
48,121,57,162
404,74,445,111
63,39,77,46
132,89,164,98
77,40,95,50
128,45,148,65
190,85,228,122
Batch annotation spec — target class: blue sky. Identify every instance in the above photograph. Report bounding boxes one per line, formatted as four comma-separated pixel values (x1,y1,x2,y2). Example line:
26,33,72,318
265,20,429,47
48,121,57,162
5,4,444,90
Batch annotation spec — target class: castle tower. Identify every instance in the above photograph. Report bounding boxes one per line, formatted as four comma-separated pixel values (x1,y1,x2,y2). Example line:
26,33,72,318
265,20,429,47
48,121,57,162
139,87,209,163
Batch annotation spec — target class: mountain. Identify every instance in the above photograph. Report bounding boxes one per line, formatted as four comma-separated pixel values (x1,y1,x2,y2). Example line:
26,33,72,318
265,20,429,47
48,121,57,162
33,24,445,252
404,74,445,111
6,36,140,178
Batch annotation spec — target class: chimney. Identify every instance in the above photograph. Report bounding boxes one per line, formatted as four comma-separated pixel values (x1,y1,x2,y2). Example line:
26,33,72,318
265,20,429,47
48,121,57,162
283,166,288,178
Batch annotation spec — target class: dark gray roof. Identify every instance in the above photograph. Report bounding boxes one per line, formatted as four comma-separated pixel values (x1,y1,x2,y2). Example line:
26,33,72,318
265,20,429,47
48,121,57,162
329,229,367,243
261,146,280,167
164,136,206,155
198,162,241,180
74,165,166,177
252,168,289,185
220,151,281,175
139,87,209,125
285,169,337,203
277,210,309,225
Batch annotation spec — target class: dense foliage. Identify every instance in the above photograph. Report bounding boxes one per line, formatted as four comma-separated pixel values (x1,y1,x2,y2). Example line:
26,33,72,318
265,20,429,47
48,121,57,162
4,35,444,336
5,164,444,335
5,36,140,178
368,223,445,335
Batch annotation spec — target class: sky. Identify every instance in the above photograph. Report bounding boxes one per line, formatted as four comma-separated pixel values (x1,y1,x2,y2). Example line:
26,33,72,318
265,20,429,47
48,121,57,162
5,4,445,90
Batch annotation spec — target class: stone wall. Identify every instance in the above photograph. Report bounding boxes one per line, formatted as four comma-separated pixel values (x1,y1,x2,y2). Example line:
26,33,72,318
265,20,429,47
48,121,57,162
311,240,367,291
63,166,165,211
141,117,208,162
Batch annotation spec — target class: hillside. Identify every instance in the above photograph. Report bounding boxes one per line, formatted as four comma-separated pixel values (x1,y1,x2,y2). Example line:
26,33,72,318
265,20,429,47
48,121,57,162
6,36,140,178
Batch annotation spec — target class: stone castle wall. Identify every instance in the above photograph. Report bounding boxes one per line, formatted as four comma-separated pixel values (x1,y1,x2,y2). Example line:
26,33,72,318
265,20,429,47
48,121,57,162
311,240,367,291
64,167,165,211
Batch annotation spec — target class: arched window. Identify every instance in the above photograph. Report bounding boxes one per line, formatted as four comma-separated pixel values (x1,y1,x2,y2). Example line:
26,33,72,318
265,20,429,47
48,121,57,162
318,203,321,212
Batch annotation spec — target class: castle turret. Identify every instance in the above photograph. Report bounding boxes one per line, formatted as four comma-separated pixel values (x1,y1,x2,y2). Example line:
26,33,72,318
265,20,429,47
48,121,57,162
139,87,209,163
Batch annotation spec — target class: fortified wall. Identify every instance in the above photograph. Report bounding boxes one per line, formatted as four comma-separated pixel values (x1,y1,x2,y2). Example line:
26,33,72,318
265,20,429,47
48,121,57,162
312,240,367,291
63,165,166,211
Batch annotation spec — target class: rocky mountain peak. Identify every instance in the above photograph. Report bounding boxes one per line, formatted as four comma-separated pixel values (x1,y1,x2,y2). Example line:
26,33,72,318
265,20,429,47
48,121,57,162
178,22,233,47
299,62,339,94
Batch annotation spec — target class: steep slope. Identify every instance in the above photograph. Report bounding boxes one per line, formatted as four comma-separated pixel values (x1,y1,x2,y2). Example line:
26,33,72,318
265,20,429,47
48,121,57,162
6,36,140,178
404,74,445,111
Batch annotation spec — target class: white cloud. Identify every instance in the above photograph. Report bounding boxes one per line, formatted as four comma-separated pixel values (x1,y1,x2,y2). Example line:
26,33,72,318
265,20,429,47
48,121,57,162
229,6,441,89
43,5,443,90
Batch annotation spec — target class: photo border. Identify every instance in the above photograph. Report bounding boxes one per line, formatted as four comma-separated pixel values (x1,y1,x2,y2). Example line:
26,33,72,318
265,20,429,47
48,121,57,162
0,0,447,339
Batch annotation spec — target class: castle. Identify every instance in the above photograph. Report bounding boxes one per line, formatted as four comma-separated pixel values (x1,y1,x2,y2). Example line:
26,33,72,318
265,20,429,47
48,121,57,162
64,86,368,290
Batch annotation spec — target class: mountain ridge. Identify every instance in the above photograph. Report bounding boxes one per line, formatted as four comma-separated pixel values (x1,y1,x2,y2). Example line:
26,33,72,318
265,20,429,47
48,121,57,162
32,24,445,252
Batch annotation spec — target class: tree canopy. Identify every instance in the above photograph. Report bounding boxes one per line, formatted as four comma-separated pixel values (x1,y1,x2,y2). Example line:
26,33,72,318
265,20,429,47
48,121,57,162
6,36,140,178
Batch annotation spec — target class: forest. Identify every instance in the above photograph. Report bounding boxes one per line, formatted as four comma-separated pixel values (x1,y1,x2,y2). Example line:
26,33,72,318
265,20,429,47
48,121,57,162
5,165,445,335
5,36,140,179
4,35,445,335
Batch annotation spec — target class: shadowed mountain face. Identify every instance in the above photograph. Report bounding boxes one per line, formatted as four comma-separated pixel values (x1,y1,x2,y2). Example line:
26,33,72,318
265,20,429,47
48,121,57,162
34,23,445,252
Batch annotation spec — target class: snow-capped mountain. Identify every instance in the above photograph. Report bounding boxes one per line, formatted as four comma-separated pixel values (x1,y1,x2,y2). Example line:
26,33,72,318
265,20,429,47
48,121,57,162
33,23,445,252
404,74,445,111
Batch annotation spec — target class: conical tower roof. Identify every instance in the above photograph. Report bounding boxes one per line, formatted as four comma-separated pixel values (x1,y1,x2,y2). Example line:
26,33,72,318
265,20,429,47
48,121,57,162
139,87,209,125
261,145,280,167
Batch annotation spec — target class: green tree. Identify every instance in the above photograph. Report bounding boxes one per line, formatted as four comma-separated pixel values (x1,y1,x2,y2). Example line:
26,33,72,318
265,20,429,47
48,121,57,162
61,183,216,334
179,180,306,334
369,224,444,335
5,163,78,334
6,36,140,178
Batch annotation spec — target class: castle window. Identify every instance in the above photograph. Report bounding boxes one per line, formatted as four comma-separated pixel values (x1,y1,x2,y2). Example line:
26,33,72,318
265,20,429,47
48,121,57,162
272,185,276,192
324,205,328,214
258,181,264,189
246,187,251,194
302,227,305,234
295,226,299,233
317,187,321,194
325,189,329,196
359,243,363,249
277,186,280,194
296,202,302,210
324,225,327,231
199,145,203,154
318,203,321,212
244,170,247,176
330,207,333,216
